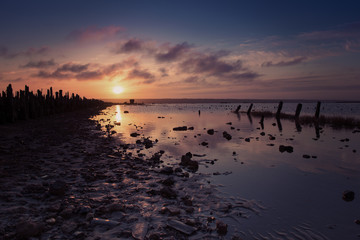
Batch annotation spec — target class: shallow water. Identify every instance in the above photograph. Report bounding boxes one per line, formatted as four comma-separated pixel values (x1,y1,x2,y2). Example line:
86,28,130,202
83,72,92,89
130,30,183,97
94,104,360,239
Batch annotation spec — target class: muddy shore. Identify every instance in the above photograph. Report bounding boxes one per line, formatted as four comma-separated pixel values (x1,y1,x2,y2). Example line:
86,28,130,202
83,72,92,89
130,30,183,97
0,106,259,240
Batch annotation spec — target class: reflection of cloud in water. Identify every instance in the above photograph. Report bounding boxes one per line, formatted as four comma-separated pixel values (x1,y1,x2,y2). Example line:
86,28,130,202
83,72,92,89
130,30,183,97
95,105,360,178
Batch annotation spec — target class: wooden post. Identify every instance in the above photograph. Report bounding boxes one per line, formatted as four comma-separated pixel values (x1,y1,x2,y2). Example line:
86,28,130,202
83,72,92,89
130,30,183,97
247,103,253,115
315,101,321,119
276,101,283,118
235,105,241,113
295,103,302,118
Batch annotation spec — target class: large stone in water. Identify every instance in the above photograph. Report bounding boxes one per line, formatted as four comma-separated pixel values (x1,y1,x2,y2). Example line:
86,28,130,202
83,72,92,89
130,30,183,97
167,219,196,235
343,190,355,202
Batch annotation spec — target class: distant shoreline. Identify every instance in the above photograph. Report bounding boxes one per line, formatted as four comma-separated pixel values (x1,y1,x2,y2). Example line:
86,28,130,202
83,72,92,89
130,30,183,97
102,98,360,104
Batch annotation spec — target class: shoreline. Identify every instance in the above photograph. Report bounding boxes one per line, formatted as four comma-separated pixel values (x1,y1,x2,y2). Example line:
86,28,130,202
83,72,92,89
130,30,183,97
0,105,254,239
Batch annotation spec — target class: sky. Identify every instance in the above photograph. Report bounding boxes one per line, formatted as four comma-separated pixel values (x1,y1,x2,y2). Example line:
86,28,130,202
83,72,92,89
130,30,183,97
1,0,360,100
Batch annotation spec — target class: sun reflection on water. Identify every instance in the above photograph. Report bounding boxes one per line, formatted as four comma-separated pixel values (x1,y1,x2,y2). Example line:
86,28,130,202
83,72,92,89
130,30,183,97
115,105,122,123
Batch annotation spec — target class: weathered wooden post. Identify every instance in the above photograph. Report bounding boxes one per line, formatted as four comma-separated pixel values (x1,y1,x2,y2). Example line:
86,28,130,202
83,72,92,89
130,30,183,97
276,101,283,118
295,103,302,118
235,105,241,113
5,84,15,122
315,101,321,119
247,103,253,115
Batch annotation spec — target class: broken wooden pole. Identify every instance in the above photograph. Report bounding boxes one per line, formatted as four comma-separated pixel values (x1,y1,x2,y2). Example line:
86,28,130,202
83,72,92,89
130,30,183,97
315,101,321,119
247,103,253,115
276,101,283,119
295,103,302,118
235,105,241,113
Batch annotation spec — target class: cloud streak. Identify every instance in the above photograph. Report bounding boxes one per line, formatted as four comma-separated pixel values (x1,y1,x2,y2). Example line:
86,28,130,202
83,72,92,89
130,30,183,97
0,46,49,59
262,57,307,67
155,42,191,62
20,59,56,69
66,25,124,43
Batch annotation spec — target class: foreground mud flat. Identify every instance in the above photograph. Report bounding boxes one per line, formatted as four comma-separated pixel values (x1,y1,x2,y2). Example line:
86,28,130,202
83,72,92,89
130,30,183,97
0,107,266,240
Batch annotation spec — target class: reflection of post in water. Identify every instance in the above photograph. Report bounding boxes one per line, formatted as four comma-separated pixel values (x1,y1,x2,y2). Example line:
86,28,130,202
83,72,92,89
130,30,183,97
259,115,264,129
276,117,282,132
276,101,283,119
247,103,253,115
198,110,201,116
314,120,320,138
295,119,302,132
295,103,302,132
247,113,253,124
235,112,241,121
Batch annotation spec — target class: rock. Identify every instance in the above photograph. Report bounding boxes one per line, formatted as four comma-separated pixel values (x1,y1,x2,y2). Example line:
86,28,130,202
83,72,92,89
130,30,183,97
124,110,129,113
60,205,75,219
226,122,232,125
201,141,208,146
49,180,67,196
343,190,355,202
302,154,311,159
216,220,228,235
16,220,43,239
132,221,148,240
130,132,140,137
92,218,120,226
222,131,232,140
45,218,56,225
279,145,293,153
269,135,276,140
160,167,173,175
207,129,215,135
167,219,197,235
173,126,188,131
188,127,194,130
260,132,265,136
245,138,250,142
180,153,199,172
61,221,77,234
160,186,177,199
161,177,175,186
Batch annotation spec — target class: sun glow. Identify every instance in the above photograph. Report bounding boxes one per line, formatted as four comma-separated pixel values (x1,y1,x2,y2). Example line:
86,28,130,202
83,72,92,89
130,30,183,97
113,86,124,94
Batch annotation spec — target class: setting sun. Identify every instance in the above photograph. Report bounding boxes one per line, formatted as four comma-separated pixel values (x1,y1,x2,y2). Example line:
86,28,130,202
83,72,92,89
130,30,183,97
113,86,124,94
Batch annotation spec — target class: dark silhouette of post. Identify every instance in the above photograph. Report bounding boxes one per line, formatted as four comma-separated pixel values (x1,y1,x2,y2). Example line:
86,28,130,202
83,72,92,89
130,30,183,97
259,115,264,129
247,103,253,115
235,105,241,113
276,117,283,132
295,103,302,118
315,101,321,119
276,101,283,119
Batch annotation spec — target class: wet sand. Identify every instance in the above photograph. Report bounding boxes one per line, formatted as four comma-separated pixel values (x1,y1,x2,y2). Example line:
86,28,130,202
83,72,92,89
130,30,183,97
0,106,260,239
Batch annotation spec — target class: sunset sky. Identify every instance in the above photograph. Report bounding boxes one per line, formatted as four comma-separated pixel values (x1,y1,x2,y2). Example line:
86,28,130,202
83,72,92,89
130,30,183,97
1,0,360,100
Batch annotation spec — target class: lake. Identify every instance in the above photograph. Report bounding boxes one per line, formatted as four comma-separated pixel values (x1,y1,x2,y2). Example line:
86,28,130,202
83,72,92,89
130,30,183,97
93,103,360,239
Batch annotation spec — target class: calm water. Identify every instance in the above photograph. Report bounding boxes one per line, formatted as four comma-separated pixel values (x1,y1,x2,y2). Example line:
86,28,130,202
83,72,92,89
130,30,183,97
94,104,360,239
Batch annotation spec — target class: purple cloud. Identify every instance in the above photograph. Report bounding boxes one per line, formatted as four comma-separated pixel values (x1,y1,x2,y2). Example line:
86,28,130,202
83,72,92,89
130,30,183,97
159,68,169,77
184,76,199,83
33,70,70,80
0,46,49,59
20,59,56,68
66,25,124,43
262,57,307,67
180,55,241,75
57,63,89,73
127,68,155,83
114,39,143,54
156,42,191,62
75,71,104,80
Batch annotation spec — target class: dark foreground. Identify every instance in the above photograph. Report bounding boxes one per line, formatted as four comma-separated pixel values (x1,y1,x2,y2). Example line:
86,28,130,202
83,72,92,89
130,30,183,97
0,106,256,240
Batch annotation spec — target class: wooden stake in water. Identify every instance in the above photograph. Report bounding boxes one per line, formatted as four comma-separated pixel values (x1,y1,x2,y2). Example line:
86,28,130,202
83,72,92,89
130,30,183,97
295,103,302,118
276,101,283,118
235,105,241,113
247,103,253,115
315,101,321,119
